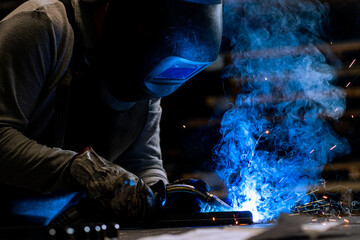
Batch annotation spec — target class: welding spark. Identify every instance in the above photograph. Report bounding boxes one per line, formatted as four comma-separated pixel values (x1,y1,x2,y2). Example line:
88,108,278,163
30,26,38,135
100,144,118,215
346,82,351,88
330,145,337,151
248,130,271,166
349,59,356,68
310,149,314,154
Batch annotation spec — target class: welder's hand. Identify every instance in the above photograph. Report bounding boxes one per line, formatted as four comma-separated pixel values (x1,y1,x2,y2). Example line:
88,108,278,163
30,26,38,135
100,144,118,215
69,147,155,221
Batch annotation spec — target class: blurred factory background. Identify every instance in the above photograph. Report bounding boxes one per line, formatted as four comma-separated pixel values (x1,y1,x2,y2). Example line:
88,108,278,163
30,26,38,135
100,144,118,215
1,0,360,206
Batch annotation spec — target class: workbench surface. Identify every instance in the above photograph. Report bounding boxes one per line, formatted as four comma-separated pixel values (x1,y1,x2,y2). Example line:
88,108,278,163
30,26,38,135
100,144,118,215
117,215,360,240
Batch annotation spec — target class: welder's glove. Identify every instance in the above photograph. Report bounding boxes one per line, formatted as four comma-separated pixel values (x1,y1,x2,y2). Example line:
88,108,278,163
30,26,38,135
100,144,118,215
69,147,156,221
163,178,211,214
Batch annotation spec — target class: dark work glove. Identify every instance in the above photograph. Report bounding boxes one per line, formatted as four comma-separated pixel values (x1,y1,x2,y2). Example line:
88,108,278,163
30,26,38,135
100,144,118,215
69,147,155,221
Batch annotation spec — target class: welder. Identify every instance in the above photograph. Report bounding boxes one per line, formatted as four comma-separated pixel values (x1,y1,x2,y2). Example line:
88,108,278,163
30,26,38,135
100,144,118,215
0,0,222,225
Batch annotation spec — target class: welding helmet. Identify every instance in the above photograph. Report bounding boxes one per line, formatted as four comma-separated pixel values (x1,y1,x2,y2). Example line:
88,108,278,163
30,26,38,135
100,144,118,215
99,0,223,102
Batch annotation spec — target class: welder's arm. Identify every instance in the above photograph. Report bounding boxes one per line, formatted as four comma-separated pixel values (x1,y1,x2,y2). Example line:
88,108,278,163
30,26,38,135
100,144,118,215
0,127,77,192
0,4,77,193
115,98,169,186
0,5,155,222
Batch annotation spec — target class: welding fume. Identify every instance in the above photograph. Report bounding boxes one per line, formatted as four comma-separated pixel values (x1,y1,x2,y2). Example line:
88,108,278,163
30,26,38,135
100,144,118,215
0,0,224,227
213,0,351,223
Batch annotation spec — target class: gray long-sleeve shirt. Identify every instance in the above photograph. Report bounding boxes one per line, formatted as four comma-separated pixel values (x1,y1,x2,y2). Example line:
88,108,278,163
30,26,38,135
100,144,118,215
0,0,168,193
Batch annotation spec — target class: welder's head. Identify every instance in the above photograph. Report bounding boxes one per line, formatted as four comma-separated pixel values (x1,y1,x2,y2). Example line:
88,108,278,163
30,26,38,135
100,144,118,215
98,0,223,102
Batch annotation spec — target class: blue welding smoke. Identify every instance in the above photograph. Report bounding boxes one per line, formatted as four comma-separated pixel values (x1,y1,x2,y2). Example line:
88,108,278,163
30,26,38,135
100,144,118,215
212,0,350,222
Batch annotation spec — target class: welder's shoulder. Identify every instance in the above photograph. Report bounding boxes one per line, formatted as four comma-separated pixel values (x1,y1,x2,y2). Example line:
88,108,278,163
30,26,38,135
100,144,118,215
0,0,73,45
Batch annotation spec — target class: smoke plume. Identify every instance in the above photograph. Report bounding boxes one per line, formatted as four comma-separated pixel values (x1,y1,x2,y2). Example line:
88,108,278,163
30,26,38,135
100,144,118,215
212,0,350,222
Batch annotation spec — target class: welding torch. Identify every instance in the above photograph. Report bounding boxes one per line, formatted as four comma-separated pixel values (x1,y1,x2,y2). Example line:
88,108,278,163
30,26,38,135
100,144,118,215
150,179,233,213
165,183,233,212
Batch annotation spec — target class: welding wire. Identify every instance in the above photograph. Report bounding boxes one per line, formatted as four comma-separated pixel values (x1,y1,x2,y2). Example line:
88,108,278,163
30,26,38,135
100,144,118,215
302,209,321,213
302,203,330,213
295,189,320,203
296,204,331,213
295,199,326,209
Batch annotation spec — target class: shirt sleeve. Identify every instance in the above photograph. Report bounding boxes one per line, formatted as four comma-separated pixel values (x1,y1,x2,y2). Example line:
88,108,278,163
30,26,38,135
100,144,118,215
116,99,169,186
0,4,77,193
